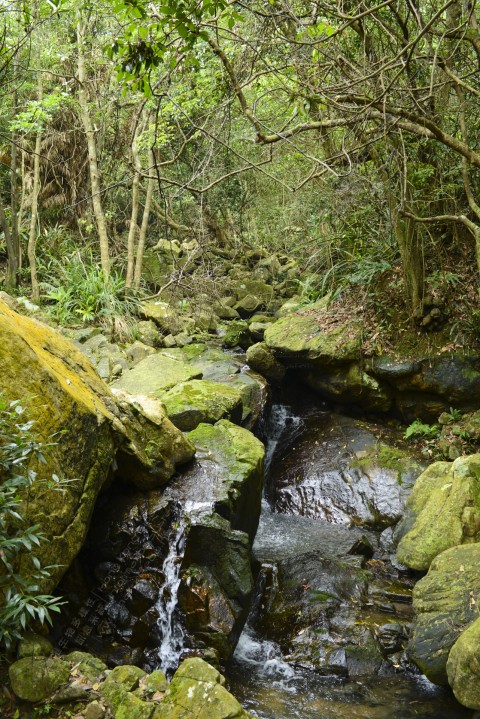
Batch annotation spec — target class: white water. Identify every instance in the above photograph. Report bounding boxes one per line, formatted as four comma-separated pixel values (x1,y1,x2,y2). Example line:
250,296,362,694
263,403,304,474
156,518,186,675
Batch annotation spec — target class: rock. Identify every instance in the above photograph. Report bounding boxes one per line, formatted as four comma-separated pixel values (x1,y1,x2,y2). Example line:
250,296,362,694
222,370,269,427
185,421,264,540
9,657,70,702
222,320,252,349
214,302,240,320
235,280,274,307
85,701,106,719
142,669,168,694
234,294,262,318
136,320,162,348
112,353,202,395
195,310,218,333
396,455,480,571
102,664,147,692
111,390,195,489
127,341,156,367
447,616,480,710
160,380,243,431
17,632,53,658
269,412,421,529
246,342,286,382
407,544,480,684
141,301,189,336
303,363,392,412
152,657,251,719
248,321,272,342
0,300,118,591
264,298,363,364
64,651,108,682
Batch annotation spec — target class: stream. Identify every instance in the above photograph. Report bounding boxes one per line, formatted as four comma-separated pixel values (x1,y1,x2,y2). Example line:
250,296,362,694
54,378,472,717
225,387,470,719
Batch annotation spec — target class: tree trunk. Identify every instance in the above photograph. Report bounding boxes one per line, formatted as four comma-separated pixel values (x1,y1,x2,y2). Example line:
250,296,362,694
134,148,154,290
27,60,43,303
0,199,17,292
126,113,147,288
76,9,110,277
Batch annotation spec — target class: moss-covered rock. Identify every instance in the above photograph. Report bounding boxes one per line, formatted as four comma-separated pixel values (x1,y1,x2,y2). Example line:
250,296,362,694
187,421,264,540
160,380,243,431
112,390,195,489
447,615,480,710
152,657,251,719
9,657,70,702
304,363,392,412
141,301,191,336
264,298,363,364
0,299,120,591
64,651,108,682
396,455,480,571
407,544,480,684
17,632,53,658
222,320,252,349
246,342,286,382
112,353,202,395
0,299,197,591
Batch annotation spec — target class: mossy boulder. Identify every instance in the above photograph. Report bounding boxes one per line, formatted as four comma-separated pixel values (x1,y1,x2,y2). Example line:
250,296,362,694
9,656,70,702
447,615,480,709
112,353,202,395
160,380,243,431
0,299,120,591
152,657,251,719
17,632,53,658
112,390,195,489
407,544,480,684
246,342,286,382
64,651,108,682
0,299,197,591
223,320,252,349
141,301,192,336
187,420,264,540
396,455,480,571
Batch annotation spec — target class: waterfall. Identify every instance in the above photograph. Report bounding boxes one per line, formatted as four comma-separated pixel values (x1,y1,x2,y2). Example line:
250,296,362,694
156,517,186,675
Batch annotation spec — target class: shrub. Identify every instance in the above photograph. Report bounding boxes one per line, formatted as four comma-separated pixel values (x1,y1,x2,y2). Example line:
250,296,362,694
0,397,67,649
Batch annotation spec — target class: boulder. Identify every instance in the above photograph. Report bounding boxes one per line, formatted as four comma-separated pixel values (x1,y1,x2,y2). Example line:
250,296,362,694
9,657,70,702
246,342,286,382
136,320,162,348
264,298,363,365
222,320,252,349
185,421,264,540
17,632,53,658
447,616,480,710
152,657,251,719
407,544,480,684
396,455,480,571
112,353,202,395
0,299,196,591
0,300,119,591
111,390,195,489
141,301,191,336
160,380,243,431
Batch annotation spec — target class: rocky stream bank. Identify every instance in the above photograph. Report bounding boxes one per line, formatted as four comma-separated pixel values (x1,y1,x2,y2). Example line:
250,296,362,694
3,278,480,718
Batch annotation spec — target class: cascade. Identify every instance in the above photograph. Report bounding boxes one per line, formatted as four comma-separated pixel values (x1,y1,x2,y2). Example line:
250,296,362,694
156,517,187,675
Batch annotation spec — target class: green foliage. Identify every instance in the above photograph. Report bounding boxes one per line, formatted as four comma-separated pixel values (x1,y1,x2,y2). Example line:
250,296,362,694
40,251,140,340
404,419,440,440
0,398,66,649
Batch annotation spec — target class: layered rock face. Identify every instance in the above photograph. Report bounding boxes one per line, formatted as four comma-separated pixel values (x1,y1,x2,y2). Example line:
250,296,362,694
254,297,480,419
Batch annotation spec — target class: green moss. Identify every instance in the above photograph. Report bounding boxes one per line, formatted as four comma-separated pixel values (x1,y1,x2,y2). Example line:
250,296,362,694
160,380,243,431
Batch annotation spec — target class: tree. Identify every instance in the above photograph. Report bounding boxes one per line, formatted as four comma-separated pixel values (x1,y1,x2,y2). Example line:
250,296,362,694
108,0,480,314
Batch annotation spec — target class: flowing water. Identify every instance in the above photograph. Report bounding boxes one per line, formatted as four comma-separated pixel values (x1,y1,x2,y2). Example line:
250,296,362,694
226,391,471,719
156,518,187,675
